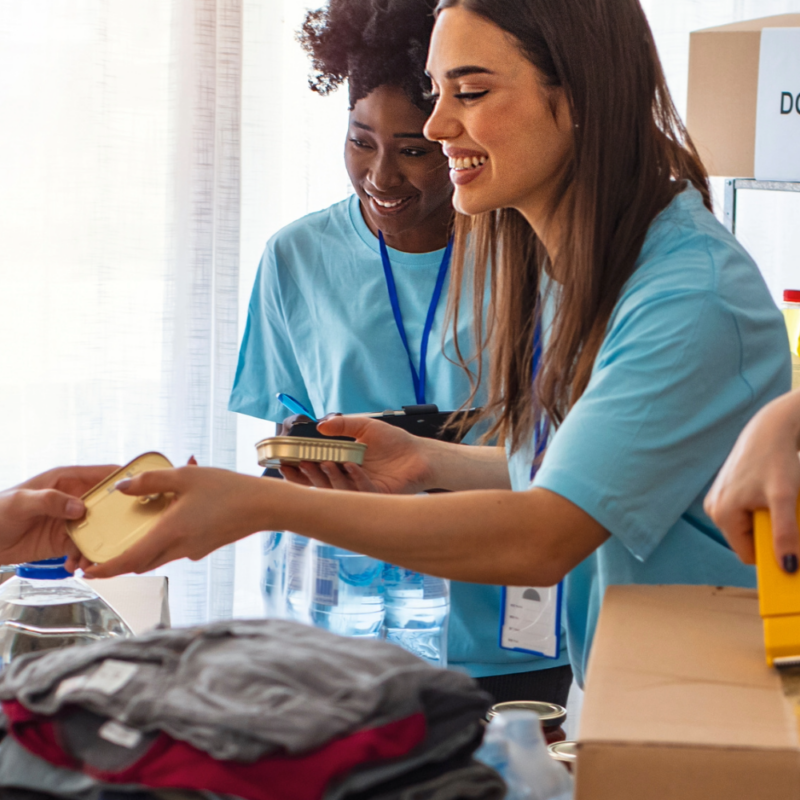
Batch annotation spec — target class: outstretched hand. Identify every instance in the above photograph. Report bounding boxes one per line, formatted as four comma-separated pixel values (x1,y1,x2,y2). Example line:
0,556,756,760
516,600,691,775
73,465,274,579
279,414,431,494
0,465,117,566
705,391,800,571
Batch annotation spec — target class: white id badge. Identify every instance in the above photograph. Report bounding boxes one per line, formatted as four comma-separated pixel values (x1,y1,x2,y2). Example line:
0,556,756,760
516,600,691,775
499,582,562,658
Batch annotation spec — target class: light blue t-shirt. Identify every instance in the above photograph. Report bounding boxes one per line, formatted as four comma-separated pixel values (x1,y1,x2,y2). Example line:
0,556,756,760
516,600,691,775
230,194,569,677
508,186,791,688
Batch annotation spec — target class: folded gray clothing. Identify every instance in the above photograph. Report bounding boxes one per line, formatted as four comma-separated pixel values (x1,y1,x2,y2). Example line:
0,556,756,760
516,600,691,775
328,720,484,800
0,619,491,762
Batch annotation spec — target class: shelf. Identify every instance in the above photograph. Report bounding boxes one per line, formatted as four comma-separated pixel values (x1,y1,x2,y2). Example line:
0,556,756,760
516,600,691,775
724,178,800,234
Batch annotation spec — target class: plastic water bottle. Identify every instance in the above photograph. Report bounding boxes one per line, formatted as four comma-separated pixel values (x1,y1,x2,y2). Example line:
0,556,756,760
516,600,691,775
0,558,133,669
285,533,311,624
476,710,574,800
309,542,384,638
382,565,449,667
261,531,285,617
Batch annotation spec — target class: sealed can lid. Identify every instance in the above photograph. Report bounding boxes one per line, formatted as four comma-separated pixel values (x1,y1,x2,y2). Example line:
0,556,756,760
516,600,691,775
548,740,578,762
487,700,567,728
784,290,800,303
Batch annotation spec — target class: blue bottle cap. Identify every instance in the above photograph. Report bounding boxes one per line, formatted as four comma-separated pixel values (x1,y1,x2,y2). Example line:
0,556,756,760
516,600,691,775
16,557,72,580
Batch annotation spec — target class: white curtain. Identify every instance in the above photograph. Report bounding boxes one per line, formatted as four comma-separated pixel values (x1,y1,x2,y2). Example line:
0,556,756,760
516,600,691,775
0,0,348,624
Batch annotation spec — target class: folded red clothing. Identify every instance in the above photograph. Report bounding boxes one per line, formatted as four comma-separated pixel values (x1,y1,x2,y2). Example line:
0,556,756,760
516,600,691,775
2,699,426,800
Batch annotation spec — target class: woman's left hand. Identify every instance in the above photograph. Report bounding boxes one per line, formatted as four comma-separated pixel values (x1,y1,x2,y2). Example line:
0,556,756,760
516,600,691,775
70,465,273,578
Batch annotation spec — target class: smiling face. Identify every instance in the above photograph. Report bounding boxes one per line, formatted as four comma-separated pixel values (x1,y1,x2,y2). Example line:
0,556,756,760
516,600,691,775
424,6,574,241
345,84,454,253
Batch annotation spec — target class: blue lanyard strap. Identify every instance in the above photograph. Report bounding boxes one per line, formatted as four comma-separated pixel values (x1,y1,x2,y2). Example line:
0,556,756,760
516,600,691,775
530,315,550,480
379,231,454,405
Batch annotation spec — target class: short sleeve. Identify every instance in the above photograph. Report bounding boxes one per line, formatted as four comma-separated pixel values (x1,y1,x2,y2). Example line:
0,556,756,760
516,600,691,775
533,289,754,562
228,243,314,423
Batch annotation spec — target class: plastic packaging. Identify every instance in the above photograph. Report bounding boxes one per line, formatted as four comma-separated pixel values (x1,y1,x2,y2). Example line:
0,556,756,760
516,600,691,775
309,542,384,638
261,531,286,618
475,709,574,800
0,558,133,668
782,289,800,391
382,565,449,667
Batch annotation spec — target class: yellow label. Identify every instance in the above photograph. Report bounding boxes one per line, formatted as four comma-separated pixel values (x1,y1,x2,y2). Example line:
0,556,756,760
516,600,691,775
783,307,800,357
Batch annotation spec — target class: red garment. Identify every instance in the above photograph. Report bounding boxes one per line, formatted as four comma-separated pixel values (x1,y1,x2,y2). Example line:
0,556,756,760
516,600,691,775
2,700,426,800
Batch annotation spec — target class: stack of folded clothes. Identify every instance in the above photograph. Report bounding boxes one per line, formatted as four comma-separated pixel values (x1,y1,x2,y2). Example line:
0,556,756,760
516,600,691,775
0,619,505,800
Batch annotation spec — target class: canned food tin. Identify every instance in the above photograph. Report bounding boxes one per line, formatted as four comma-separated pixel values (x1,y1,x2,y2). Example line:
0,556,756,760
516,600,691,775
255,436,367,469
65,452,174,563
487,701,567,745
547,740,578,771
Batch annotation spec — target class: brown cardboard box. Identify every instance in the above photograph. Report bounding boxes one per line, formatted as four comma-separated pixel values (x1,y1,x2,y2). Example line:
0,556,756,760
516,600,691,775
686,14,800,177
576,585,800,800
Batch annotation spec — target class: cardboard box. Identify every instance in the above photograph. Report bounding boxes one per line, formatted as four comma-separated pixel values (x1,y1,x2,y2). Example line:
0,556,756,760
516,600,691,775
576,585,800,800
686,14,800,178
92,575,170,635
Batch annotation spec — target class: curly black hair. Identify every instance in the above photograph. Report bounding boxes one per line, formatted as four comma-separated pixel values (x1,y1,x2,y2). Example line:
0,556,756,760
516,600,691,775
298,0,437,112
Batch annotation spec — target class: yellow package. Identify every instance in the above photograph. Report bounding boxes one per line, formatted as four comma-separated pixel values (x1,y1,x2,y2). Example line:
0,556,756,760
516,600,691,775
755,499,800,666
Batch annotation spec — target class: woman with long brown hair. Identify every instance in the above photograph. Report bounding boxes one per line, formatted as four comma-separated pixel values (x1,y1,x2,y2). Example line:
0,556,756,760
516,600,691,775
79,0,790,686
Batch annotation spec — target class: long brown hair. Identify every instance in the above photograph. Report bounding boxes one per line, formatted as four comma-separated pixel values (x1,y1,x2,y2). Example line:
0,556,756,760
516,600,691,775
439,0,711,452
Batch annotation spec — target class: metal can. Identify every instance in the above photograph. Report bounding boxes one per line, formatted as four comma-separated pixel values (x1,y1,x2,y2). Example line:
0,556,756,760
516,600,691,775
255,436,367,469
547,740,578,771
487,701,567,745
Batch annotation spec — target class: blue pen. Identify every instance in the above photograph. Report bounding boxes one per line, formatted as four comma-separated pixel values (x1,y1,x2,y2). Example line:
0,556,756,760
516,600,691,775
275,393,316,421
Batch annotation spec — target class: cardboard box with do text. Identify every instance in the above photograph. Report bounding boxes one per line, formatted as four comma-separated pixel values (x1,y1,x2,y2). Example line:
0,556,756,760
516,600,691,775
687,14,800,180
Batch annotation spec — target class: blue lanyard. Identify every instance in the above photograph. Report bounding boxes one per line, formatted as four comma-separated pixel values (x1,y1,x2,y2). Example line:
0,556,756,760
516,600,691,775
379,231,454,405
530,316,550,481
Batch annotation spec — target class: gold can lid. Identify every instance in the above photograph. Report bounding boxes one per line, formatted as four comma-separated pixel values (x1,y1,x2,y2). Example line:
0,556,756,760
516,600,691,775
548,740,578,762
487,700,567,728
65,452,174,564
255,436,366,468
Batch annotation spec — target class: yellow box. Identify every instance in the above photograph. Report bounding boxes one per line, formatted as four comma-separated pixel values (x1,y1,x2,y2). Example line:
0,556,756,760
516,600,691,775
755,501,800,665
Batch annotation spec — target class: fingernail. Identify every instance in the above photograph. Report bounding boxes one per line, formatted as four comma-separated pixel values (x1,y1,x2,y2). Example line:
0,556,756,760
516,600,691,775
783,554,798,574
344,463,356,473
115,479,132,491
66,499,84,517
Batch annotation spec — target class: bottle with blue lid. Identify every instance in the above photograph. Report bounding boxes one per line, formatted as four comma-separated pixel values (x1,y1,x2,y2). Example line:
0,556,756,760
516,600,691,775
0,557,133,668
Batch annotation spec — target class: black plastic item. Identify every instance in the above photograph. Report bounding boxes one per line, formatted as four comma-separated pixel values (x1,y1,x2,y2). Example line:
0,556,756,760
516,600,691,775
286,405,480,443
261,405,481,478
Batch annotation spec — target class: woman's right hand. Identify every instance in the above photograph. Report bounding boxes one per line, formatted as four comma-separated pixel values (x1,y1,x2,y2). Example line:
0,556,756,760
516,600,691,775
705,390,800,571
279,415,432,494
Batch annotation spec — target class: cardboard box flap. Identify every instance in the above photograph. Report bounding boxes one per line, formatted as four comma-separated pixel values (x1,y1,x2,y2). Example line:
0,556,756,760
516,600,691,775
696,13,800,34
580,585,797,750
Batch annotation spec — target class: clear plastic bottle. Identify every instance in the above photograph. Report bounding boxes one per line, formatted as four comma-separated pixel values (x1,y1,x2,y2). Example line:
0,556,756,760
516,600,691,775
0,558,133,669
284,533,312,624
261,531,286,618
782,289,800,391
476,709,574,800
382,565,449,667
309,542,384,638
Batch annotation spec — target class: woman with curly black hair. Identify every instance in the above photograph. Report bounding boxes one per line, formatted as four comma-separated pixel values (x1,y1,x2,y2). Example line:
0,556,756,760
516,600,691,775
228,0,572,705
